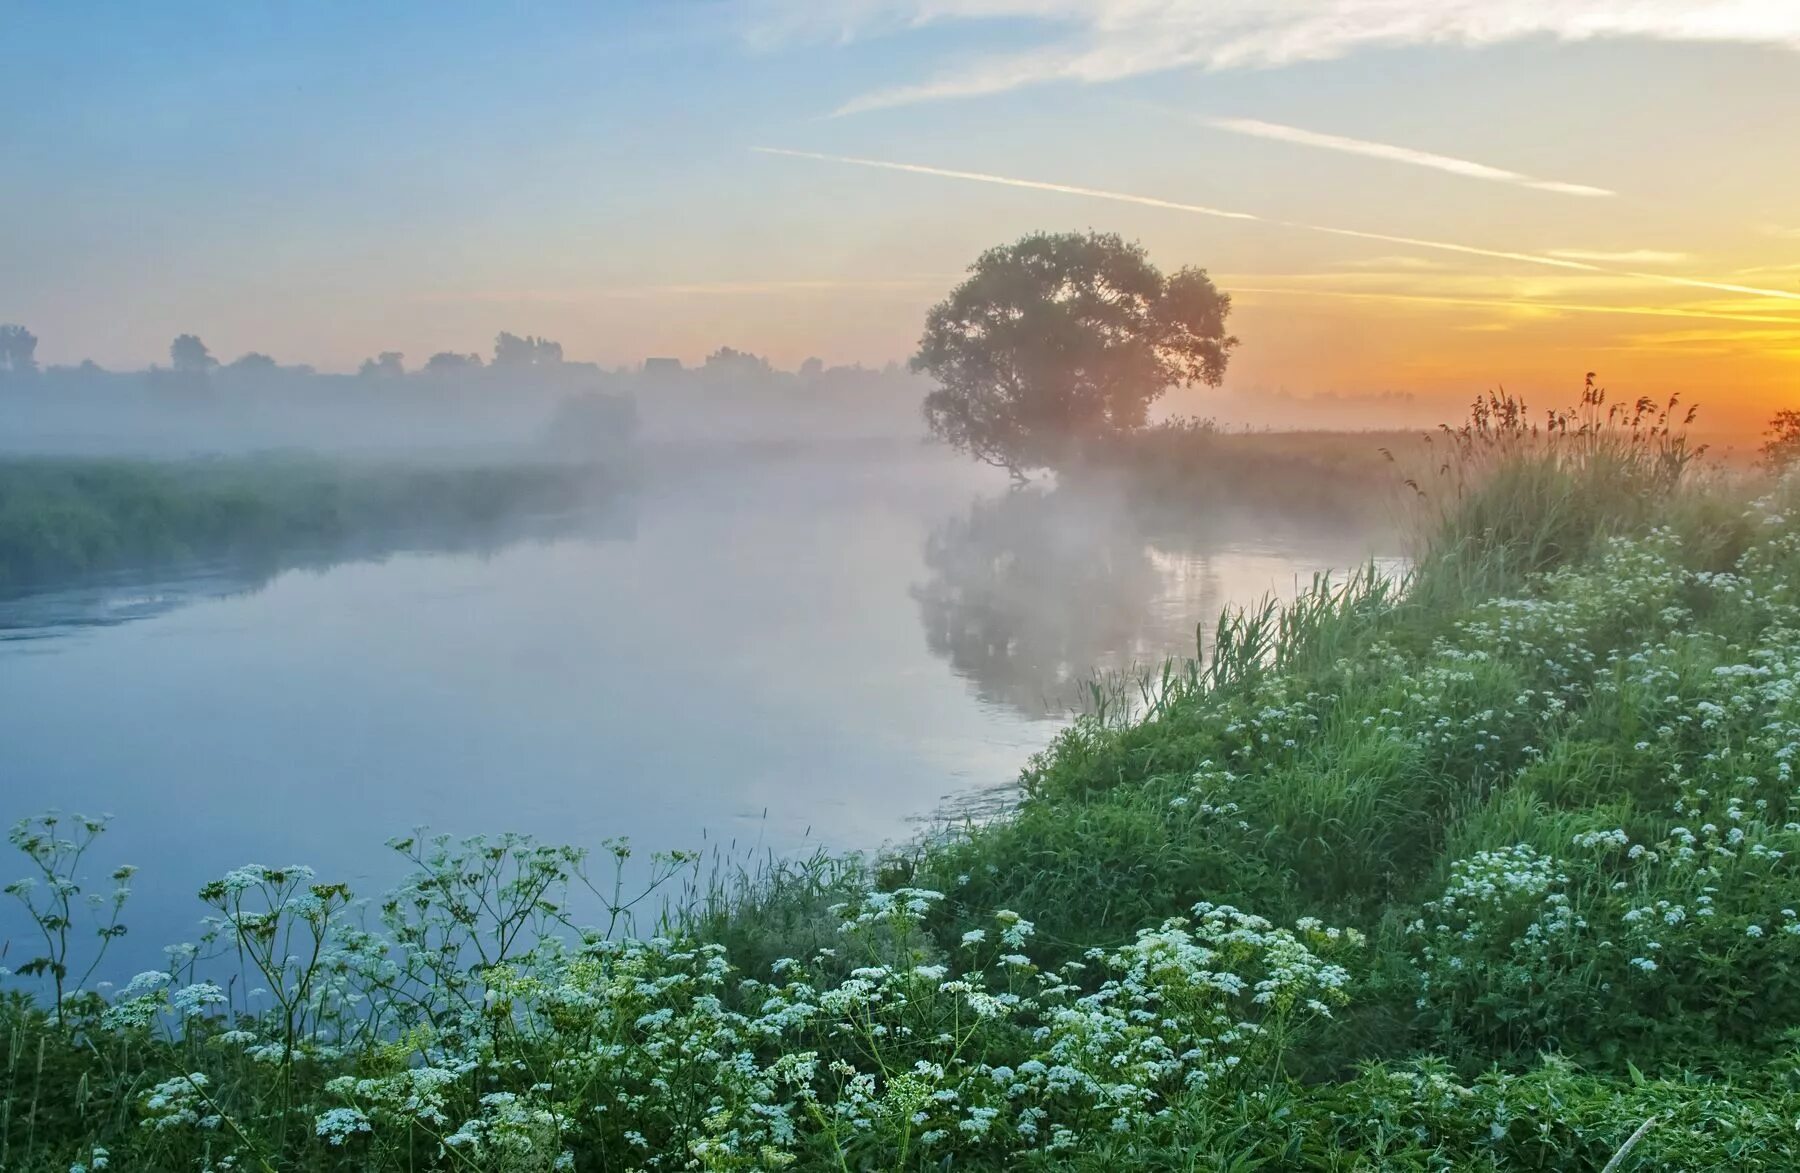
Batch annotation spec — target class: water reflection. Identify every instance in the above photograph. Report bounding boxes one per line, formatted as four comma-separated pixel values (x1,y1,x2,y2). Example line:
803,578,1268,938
915,487,1165,718
0,496,637,639
914,485,1400,718
0,449,1401,974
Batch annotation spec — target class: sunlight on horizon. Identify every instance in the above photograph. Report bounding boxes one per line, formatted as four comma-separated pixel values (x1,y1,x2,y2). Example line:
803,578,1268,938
3,1,1797,426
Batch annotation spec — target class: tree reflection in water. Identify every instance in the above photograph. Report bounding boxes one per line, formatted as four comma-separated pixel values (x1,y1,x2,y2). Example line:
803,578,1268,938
913,485,1396,719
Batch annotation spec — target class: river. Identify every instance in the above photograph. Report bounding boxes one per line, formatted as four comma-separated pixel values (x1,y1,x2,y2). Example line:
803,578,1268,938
0,443,1400,970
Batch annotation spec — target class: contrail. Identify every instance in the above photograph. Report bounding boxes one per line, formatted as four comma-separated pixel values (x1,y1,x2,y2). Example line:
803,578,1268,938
1203,116,1614,198
753,147,1259,222
1226,286,1800,325
752,147,1800,304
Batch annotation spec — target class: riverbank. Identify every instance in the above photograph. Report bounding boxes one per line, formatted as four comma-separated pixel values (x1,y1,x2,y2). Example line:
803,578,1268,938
7,403,1800,1170
0,454,615,596
1066,417,1420,528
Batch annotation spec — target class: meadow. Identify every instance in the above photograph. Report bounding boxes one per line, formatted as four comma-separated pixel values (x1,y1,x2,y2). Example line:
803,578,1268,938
9,388,1800,1170
0,456,611,596
1068,417,1422,528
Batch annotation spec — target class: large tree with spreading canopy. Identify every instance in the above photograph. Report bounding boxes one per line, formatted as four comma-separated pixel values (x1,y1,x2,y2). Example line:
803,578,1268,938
913,231,1236,478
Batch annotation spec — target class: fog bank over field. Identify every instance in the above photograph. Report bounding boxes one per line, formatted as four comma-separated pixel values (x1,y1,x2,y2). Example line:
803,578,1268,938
0,329,929,460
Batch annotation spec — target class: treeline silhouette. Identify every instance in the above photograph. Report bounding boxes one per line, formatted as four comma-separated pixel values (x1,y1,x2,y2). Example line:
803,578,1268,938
0,324,929,454
0,324,907,389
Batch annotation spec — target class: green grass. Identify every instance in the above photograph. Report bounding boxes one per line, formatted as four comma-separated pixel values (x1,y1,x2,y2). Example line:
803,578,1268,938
0,455,612,594
8,394,1800,1170
1066,417,1420,530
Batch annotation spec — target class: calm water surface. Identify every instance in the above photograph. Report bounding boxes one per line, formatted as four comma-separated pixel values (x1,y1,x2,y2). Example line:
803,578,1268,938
0,446,1398,967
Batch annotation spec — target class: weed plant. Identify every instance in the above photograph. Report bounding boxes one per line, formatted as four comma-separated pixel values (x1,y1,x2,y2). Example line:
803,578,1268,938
8,390,1800,1169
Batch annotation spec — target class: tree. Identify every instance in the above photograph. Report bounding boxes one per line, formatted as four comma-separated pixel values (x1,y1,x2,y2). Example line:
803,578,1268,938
170,334,217,374
425,351,483,373
702,346,772,377
0,324,38,376
359,351,405,378
493,332,563,366
799,356,824,378
227,352,278,371
1763,410,1800,471
912,231,1236,478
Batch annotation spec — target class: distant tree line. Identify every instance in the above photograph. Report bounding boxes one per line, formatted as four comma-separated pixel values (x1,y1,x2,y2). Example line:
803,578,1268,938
0,322,879,388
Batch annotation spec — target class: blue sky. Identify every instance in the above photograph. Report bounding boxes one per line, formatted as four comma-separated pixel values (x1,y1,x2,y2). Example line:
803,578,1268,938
4,1,1799,419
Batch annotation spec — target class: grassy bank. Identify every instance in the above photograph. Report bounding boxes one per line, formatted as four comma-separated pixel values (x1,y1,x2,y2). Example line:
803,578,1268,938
1065,417,1422,528
0,455,611,595
9,395,1800,1169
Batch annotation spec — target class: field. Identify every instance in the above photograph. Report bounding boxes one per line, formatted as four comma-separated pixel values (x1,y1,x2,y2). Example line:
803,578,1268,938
0,455,613,596
1068,417,1424,528
8,396,1800,1170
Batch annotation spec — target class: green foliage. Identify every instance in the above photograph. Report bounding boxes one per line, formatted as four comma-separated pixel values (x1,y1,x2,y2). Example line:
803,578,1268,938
1068,417,1414,528
4,814,133,1023
1761,409,1800,472
1,829,1358,1171
0,455,604,593
913,232,1235,477
1409,380,1702,602
16,395,1800,1168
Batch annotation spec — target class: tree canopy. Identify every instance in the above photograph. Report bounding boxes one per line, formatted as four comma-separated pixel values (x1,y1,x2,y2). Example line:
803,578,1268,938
494,332,563,367
0,324,39,376
425,351,483,373
169,334,216,374
912,231,1236,477
359,351,406,378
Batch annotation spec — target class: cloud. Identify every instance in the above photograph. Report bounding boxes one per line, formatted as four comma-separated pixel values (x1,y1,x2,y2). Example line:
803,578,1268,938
1331,255,1452,270
760,1,1800,114
1619,328,1800,344
651,279,948,294
755,146,1800,303
415,278,949,304
752,146,1260,220
1202,116,1612,196
1227,286,1800,325
1546,249,1693,264
1224,269,1700,302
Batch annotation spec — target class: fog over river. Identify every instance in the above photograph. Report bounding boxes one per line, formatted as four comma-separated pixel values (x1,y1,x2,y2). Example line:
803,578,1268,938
0,442,1399,968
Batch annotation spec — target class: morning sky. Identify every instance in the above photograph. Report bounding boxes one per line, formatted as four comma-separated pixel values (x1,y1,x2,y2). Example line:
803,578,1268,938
4,1,1798,425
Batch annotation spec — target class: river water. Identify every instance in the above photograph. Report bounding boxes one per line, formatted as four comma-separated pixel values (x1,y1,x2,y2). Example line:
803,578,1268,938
0,444,1399,969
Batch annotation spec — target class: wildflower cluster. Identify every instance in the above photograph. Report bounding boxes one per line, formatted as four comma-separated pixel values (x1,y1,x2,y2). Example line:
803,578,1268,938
18,421,1800,1167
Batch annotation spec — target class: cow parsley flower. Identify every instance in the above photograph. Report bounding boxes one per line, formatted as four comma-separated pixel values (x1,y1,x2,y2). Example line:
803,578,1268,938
315,1107,372,1145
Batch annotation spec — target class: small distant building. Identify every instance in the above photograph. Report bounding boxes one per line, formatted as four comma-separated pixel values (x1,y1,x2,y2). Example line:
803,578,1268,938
643,357,682,377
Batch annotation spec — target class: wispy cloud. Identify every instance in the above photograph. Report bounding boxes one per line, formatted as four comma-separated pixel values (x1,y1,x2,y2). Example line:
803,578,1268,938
1546,249,1692,264
1619,328,1800,345
756,2,1800,114
1202,116,1612,197
1225,269,1698,301
1331,255,1452,271
754,147,1800,304
1227,286,1800,325
752,146,1259,220
651,279,948,295
415,278,949,304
